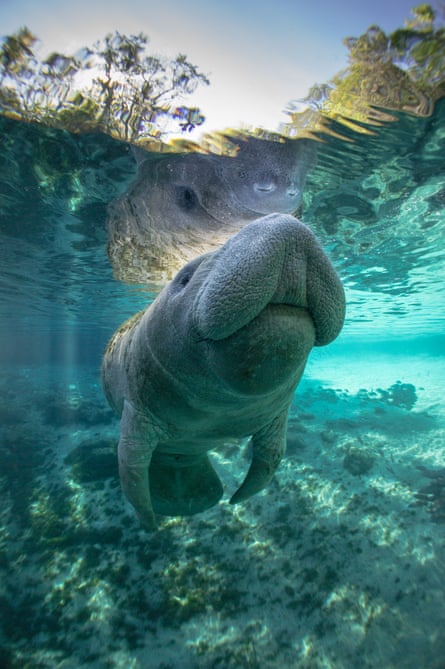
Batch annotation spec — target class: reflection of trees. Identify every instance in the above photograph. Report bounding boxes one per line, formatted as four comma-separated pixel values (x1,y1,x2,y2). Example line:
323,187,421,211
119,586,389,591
283,4,445,137
2,6,443,147
0,28,209,142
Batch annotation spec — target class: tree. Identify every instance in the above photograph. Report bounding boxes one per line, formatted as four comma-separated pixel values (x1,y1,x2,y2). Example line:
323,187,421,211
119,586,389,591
0,28,210,143
390,3,445,89
282,4,445,137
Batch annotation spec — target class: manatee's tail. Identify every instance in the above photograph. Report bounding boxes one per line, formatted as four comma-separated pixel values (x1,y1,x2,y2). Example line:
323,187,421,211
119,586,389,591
117,405,223,528
149,452,223,516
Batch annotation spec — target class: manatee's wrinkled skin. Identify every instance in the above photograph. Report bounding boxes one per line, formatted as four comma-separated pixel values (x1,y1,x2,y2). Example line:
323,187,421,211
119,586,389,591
101,213,345,529
106,137,316,283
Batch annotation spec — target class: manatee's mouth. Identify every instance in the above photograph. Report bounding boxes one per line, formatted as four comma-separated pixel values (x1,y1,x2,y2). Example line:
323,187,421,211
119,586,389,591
212,302,302,340
205,303,316,395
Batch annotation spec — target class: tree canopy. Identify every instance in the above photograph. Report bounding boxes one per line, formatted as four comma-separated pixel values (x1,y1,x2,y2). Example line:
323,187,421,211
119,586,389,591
1,6,444,146
0,28,210,144
282,4,445,137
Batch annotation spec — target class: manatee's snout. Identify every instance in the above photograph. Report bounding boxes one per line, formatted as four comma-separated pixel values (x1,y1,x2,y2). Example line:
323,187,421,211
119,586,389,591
195,214,318,394
194,213,345,346
286,182,300,199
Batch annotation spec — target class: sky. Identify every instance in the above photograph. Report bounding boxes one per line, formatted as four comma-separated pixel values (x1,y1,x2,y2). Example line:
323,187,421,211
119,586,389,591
0,0,441,135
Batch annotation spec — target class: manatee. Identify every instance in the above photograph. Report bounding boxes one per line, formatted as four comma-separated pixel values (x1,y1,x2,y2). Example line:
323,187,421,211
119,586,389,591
106,137,316,283
101,213,345,529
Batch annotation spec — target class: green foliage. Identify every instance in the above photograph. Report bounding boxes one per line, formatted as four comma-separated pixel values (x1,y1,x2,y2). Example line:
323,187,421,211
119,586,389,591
390,4,445,87
344,25,392,64
283,4,445,138
0,28,210,143
0,26,37,76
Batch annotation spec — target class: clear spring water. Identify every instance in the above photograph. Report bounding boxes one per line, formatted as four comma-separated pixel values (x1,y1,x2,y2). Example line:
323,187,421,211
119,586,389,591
0,102,444,669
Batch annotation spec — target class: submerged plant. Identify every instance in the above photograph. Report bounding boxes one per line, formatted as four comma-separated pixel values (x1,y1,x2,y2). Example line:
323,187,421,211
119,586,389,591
413,465,445,523
377,381,418,410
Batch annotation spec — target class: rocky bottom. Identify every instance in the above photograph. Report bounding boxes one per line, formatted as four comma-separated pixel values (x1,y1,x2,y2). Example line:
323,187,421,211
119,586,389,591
0,355,444,669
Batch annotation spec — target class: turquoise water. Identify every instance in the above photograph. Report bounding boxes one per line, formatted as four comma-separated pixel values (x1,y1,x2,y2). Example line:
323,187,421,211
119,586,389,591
0,101,444,669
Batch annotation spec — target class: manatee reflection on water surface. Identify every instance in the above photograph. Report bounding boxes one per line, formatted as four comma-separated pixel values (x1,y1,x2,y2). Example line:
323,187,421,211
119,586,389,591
106,136,317,283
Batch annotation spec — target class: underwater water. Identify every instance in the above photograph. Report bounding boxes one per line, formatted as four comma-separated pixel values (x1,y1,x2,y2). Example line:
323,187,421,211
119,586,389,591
0,99,444,669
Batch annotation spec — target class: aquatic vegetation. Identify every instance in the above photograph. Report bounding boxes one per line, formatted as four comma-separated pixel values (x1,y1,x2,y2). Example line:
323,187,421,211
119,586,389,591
29,490,67,539
64,439,117,484
0,432,45,525
0,361,444,667
376,381,418,410
343,446,376,476
162,558,239,623
413,465,445,522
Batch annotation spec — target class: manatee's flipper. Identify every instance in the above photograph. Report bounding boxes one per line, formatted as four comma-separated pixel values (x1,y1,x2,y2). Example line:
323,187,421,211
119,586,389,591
118,400,158,529
149,452,223,516
230,409,288,504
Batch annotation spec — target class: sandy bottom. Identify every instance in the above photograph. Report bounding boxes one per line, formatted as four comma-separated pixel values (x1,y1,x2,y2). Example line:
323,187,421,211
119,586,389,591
0,351,444,669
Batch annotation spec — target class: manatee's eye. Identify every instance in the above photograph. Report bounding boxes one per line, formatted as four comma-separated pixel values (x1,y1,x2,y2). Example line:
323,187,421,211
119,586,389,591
173,268,192,291
172,264,196,293
175,185,198,211
179,271,192,287
171,254,209,294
